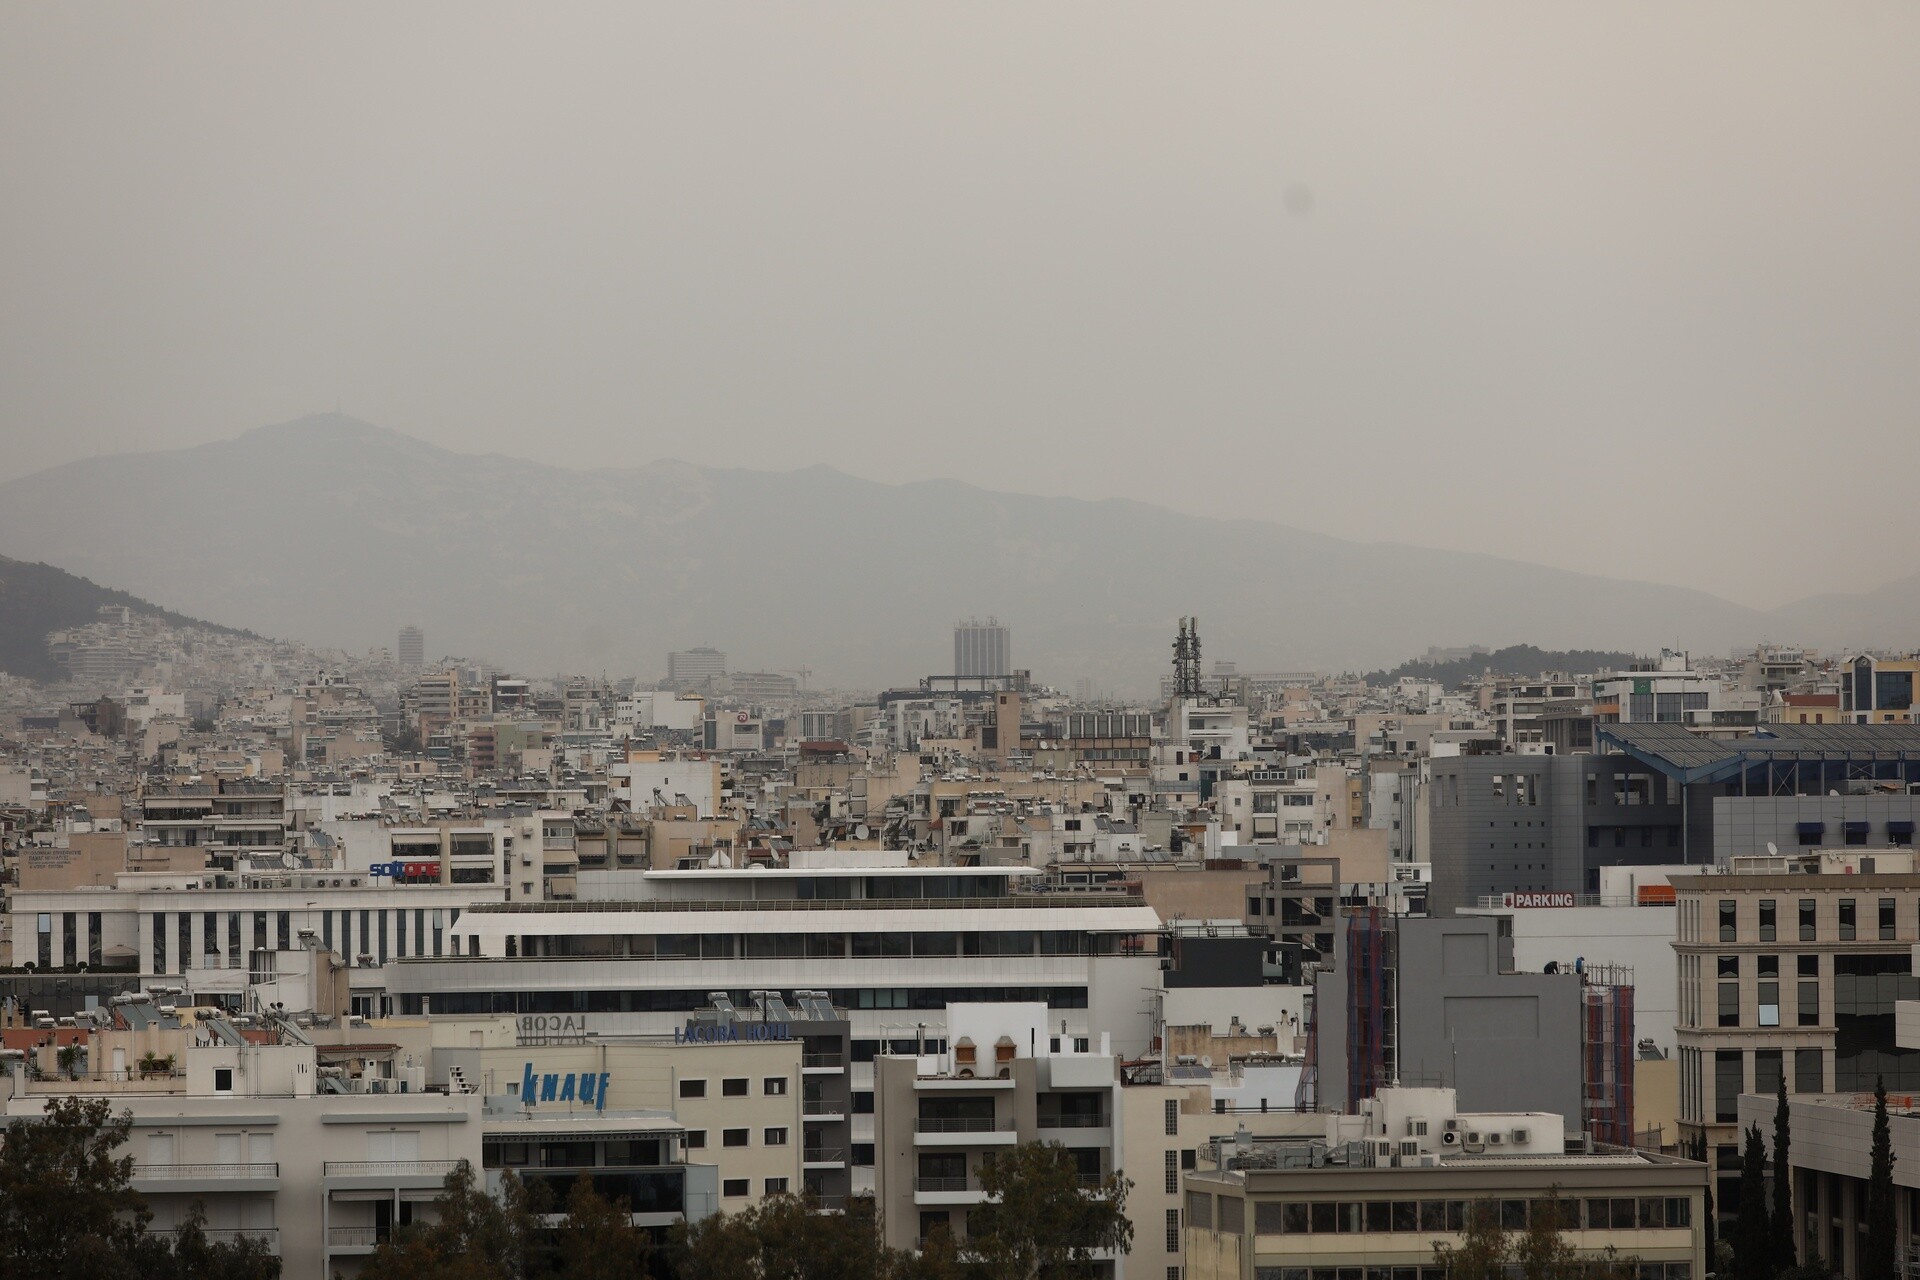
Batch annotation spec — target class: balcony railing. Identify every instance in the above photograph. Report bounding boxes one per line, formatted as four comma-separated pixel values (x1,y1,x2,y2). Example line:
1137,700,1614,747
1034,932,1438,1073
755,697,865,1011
803,1147,845,1164
134,1162,278,1179
802,1053,844,1068
324,1159,466,1178
915,1116,1014,1133
802,1099,843,1115
327,1226,386,1247
915,1176,971,1193
1036,1114,1106,1129
151,1226,279,1248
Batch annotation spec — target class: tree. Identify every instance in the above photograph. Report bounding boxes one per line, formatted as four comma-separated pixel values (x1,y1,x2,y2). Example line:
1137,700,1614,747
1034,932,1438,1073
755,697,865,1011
1734,1124,1772,1280
1434,1198,1509,1280
357,1164,541,1280
1772,1075,1796,1271
0,1095,150,1278
146,1203,282,1280
965,1142,1133,1280
1863,1078,1897,1280
558,1175,651,1280
671,1191,910,1280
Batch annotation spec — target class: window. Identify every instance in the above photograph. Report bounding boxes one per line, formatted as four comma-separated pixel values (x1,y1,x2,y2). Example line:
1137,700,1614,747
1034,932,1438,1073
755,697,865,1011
1795,1048,1823,1094
766,1178,789,1195
723,1129,749,1147
1718,982,1740,1027
1755,1050,1783,1099
1758,900,1776,942
1167,1209,1180,1253
679,1079,707,1099
214,1068,234,1093
1166,1150,1179,1194
764,1077,788,1096
1881,898,1897,941
1165,1099,1179,1136
1800,899,1816,941
685,1130,707,1149
723,1179,749,1198
722,1078,749,1097
1799,980,1820,1027
1715,1051,1743,1123
764,1127,788,1146
852,1143,874,1164
1719,901,1736,942
1839,900,1856,941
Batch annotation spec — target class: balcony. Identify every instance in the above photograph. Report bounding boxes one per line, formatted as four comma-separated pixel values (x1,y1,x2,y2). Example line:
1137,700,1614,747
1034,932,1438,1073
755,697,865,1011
151,1226,279,1252
802,1147,845,1167
327,1226,387,1253
802,1053,845,1072
323,1158,466,1189
802,1098,845,1118
914,1116,1017,1146
132,1162,279,1193
1035,1113,1107,1130
913,1174,988,1206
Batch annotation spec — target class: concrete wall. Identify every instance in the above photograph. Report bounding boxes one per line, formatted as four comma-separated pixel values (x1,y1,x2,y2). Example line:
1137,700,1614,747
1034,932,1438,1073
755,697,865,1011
1461,902,1679,1054
1710,795,1920,864
1395,916,1583,1122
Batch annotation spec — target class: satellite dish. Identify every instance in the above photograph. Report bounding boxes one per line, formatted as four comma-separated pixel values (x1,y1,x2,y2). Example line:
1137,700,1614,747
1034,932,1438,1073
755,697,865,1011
1201,1055,1214,1069
855,824,870,841
1766,842,1779,857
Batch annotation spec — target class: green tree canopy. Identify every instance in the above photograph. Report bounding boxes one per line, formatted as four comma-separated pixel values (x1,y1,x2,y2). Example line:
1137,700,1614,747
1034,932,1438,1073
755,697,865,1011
964,1142,1133,1280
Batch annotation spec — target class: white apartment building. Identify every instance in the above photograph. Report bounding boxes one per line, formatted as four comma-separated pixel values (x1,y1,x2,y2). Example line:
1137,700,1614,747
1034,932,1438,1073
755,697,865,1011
1,1035,483,1280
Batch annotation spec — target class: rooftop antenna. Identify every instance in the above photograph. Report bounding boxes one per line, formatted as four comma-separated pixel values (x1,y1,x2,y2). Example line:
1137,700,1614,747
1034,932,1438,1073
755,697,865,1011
1173,617,1204,701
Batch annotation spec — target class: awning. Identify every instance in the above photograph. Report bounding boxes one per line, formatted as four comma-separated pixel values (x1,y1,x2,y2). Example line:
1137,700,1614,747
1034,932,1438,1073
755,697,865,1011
1889,821,1915,836
1845,821,1870,834
1797,822,1825,835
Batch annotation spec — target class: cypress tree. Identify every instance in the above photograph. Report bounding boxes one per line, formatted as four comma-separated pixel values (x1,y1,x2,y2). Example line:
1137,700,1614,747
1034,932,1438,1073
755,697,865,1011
1863,1078,1897,1280
1773,1074,1796,1270
1735,1124,1771,1280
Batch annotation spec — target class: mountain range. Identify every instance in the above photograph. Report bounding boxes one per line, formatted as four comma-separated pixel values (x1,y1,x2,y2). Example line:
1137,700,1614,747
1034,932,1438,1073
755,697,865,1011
0,415,1911,690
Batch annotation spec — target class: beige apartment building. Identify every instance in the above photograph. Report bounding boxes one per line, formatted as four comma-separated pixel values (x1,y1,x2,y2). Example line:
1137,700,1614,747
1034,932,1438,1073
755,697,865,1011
439,1028,806,1210
1673,851,1920,1218
1180,1088,1706,1280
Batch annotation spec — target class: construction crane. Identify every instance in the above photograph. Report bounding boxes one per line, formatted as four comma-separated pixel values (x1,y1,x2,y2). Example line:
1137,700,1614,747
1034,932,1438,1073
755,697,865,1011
781,668,813,691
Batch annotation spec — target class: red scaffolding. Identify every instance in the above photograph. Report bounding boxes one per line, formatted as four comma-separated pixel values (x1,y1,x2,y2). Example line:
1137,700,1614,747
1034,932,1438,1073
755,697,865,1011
1582,968,1636,1147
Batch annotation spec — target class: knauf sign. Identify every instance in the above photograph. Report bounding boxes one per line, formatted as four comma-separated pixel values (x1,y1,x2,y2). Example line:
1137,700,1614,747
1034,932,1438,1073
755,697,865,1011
520,1063,611,1112
674,1022,793,1044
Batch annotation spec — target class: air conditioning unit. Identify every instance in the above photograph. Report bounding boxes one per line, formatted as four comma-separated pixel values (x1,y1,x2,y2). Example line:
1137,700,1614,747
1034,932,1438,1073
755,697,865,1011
1398,1140,1420,1157
1443,1118,1462,1132
1407,1117,1429,1137
1441,1130,1462,1147
1465,1131,1484,1146
1369,1139,1394,1163
1486,1131,1504,1146
1510,1127,1531,1144
1415,1153,1442,1167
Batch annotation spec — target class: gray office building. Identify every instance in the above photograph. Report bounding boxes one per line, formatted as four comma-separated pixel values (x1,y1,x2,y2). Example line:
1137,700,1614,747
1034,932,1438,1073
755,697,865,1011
1426,726,1920,915
953,618,1010,679
397,624,424,669
1311,914,1585,1124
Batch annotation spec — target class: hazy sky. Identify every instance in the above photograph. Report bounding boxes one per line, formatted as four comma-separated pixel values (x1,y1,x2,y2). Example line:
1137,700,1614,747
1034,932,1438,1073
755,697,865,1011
4,4,1917,609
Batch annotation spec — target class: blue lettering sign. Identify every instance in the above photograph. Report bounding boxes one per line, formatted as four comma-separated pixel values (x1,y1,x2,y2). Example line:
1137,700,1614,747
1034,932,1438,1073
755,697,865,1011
673,1021,794,1044
518,1065,612,1113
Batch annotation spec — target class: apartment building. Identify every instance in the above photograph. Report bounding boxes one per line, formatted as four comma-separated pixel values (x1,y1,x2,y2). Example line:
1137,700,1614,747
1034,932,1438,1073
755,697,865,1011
1672,852,1920,1218
1840,654,1920,724
1180,1087,1706,1280
1,1033,483,1280
872,1003,1121,1259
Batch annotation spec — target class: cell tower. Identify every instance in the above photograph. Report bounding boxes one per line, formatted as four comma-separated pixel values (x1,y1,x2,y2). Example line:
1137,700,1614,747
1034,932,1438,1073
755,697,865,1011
1172,616,1203,700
